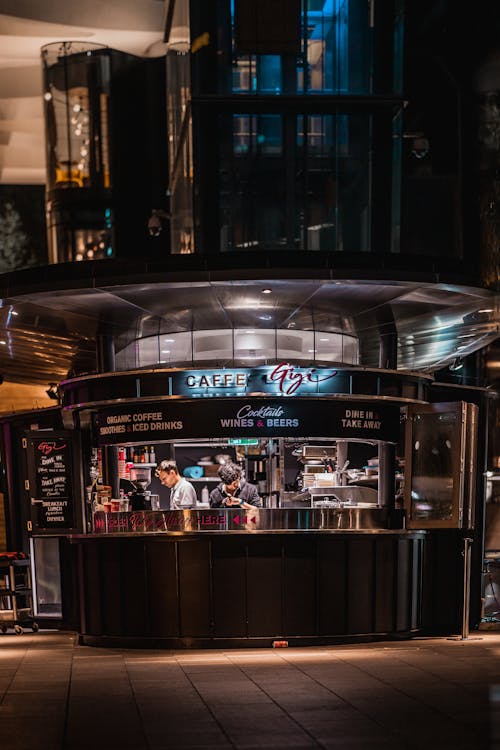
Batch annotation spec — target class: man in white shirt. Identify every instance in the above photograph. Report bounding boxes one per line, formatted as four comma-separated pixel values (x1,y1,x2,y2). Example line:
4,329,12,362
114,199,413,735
155,461,197,509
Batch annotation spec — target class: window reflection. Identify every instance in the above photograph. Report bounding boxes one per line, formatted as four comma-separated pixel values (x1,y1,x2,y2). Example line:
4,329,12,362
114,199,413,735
410,413,456,521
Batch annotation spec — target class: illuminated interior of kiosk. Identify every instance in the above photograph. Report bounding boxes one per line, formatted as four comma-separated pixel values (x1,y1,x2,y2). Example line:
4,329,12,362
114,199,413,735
89,437,404,512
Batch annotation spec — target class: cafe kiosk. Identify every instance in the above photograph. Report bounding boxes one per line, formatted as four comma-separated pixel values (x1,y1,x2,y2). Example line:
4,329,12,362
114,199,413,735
9,363,481,648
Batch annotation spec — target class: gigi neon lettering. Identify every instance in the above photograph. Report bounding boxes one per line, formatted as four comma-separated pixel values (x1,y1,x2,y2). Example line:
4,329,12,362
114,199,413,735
268,363,337,396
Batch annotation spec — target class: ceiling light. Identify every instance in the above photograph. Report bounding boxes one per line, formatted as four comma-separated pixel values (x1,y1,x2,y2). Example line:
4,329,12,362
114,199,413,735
319,338,329,342
261,288,272,294
478,308,493,313
161,350,170,354
259,315,272,321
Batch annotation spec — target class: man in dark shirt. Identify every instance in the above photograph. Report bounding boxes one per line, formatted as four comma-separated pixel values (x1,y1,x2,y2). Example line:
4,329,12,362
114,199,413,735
209,462,261,509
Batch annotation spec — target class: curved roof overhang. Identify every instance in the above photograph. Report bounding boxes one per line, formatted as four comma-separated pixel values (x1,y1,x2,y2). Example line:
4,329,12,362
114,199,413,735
0,254,498,386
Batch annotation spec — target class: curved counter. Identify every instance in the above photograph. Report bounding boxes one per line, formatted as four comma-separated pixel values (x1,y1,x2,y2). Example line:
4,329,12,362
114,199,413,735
70,509,430,648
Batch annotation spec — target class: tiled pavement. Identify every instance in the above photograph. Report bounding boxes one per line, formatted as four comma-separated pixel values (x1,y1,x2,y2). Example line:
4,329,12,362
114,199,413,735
1,630,500,749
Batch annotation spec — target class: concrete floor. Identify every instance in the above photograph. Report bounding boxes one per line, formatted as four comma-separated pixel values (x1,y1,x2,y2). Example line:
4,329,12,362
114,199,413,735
1,631,500,749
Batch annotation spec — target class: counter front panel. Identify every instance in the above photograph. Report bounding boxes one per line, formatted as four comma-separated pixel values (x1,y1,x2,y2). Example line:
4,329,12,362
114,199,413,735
72,529,432,649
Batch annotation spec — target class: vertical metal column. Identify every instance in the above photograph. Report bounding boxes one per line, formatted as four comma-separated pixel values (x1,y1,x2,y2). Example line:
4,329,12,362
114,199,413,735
96,328,118,497
449,536,482,641
378,311,398,511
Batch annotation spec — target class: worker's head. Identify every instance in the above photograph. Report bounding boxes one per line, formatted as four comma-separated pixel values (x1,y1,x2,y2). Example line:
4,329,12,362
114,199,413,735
155,460,180,488
218,462,242,495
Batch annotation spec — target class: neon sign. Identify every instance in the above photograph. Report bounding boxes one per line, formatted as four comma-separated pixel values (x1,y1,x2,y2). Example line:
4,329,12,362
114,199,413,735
180,364,339,397
267,362,337,396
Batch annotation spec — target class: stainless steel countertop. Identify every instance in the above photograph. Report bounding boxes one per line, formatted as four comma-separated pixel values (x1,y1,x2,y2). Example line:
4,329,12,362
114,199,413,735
76,507,415,536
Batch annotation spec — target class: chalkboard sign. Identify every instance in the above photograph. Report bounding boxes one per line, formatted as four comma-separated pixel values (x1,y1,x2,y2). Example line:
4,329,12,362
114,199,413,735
26,432,76,531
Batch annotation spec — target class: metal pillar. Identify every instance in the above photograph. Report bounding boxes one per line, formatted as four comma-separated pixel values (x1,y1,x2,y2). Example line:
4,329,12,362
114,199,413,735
378,310,398,511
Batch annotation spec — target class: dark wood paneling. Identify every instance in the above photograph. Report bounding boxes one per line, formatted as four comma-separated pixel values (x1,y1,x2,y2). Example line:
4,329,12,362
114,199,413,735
396,539,410,631
318,538,347,634
101,540,124,635
178,539,211,637
284,538,316,635
147,540,179,636
411,538,421,630
212,537,247,637
83,542,102,635
121,540,148,636
247,537,282,636
375,537,395,632
421,531,462,632
347,539,374,633
76,531,431,646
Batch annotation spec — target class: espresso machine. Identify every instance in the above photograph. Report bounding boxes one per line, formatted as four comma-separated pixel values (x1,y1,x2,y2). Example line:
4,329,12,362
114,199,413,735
126,466,152,510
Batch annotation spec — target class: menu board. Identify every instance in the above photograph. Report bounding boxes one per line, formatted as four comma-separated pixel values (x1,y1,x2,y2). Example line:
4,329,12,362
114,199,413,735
96,398,402,446
26,432,76,531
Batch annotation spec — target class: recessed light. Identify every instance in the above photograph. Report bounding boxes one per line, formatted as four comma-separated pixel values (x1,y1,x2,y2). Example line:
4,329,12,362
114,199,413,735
259,315,272,321
261,288,272,294
245,330,255,334
319,338,329,342
161,350,170,354
164,338,175,342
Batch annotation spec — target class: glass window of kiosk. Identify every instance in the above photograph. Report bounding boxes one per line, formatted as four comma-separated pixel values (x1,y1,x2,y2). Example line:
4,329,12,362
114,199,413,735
404,402,477,529
30,537,62,618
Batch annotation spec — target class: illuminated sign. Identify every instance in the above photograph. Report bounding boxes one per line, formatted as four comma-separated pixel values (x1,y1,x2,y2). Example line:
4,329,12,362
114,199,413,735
174,363,346,398
227,438,260,446
96,398,401,445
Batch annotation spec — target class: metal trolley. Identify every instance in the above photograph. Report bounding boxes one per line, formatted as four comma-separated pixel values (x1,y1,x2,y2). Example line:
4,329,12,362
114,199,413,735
0,553,38,634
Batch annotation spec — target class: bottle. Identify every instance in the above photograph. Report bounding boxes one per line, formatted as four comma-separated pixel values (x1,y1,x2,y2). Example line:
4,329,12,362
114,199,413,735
201,485,209,504
150,445,156,464
144,446,150,463
118,448,126,478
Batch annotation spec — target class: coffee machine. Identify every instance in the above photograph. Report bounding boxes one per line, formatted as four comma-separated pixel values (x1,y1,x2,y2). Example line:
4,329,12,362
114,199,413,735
126,466,152,510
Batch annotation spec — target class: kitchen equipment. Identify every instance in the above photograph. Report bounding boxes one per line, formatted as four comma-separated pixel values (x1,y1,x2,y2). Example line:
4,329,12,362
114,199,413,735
214,453,232,465
301,445,336,460
127,466,152,510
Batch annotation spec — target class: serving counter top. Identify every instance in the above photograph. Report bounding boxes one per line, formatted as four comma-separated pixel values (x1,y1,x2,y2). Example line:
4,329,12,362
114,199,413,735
85,507,405,535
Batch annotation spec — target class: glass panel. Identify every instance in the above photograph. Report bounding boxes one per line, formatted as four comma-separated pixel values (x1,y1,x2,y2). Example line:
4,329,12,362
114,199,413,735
42,42,111,191
32,537,62,617
409,412,457,521
167,51,194,254
125,329,359,370
193,330,233,361
138,332,193,367
228,0,373,95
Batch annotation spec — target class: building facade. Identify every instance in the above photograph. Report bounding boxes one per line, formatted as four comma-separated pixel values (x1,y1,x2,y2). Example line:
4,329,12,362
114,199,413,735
0,1,500,644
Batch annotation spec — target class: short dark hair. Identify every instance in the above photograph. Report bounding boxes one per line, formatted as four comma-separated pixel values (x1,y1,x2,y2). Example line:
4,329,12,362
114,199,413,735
155,461,179,477
218,462,242,484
